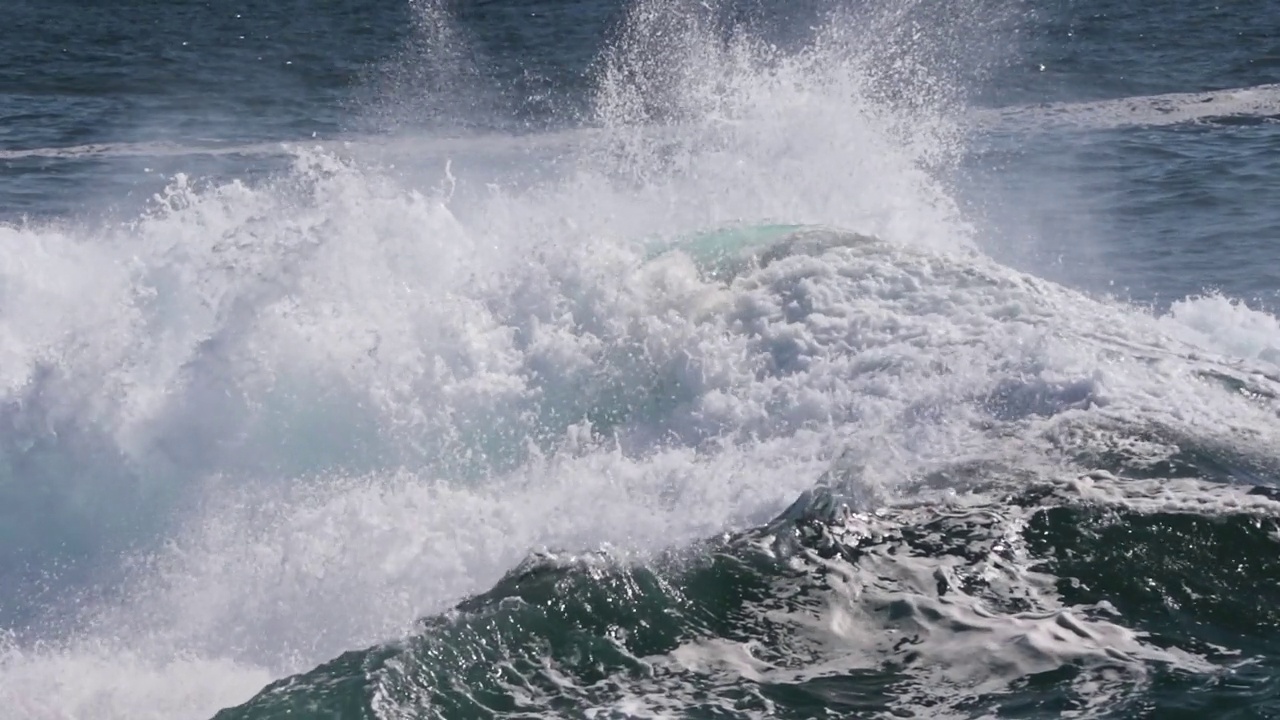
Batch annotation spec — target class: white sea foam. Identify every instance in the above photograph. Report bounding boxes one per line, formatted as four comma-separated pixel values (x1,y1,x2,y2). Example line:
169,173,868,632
1160,293,1280,366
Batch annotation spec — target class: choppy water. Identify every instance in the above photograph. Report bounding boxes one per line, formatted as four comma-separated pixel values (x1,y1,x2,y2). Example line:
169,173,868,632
2,0,1279,718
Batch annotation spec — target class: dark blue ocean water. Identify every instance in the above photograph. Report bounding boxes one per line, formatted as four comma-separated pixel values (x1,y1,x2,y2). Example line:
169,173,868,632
2,1,1280,718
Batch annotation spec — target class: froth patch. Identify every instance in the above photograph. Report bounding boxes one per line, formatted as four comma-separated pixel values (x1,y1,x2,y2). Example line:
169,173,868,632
1160,294,1280,366
0,640,269,720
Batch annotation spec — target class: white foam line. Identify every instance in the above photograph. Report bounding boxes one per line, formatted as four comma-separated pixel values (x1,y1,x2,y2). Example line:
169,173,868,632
5,83,1276,164
0,127,613,163
975,83,1280,132
0,140,295,161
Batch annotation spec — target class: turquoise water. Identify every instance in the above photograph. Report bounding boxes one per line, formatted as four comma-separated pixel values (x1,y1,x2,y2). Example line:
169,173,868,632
2,0,1280,718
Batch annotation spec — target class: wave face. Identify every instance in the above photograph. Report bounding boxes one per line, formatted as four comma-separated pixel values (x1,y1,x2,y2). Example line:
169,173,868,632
215,474,1280,719
4,1,1280,719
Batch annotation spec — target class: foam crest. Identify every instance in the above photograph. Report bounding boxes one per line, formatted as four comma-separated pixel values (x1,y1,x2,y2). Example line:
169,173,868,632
6,205,1280,719
1160,294,1280,366
5,174,1280,720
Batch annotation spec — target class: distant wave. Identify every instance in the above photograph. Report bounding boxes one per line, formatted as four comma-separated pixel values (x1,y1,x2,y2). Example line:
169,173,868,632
0,130,601,166
978,83,1280,131
0,141,295,161
6,84,1276,164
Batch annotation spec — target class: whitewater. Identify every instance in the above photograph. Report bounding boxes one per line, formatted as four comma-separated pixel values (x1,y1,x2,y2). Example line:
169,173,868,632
3,0,1280,717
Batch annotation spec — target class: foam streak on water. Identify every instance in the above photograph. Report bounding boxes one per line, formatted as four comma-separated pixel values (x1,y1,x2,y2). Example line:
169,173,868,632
979,83,1280,131
2,1,1280,718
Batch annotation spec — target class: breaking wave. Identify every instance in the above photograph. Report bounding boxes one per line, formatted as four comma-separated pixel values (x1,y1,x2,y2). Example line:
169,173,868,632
2,1,1279,718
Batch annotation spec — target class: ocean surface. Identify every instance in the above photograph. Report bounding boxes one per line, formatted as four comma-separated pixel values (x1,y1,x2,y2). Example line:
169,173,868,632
2,0,1279,718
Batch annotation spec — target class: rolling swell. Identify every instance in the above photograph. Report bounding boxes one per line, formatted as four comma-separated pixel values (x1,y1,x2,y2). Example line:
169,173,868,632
214,470,1280,719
